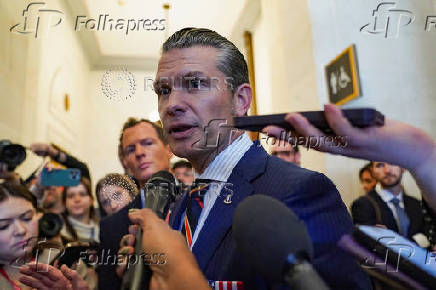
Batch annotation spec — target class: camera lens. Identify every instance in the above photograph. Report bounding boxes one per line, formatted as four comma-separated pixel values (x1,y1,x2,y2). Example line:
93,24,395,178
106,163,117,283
0,140,26,170
39,213,64,239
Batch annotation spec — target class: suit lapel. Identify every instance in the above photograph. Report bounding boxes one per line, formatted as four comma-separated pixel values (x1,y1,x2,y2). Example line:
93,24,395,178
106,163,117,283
370,190,398,231
403,195,417,234
191,142,268,271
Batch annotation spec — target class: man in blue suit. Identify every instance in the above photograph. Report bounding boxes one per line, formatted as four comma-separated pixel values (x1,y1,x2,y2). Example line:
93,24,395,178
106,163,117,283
154,27,371,289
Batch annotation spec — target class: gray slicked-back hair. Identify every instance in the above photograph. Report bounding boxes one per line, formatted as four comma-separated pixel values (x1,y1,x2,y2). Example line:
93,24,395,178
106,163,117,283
162,27,249,93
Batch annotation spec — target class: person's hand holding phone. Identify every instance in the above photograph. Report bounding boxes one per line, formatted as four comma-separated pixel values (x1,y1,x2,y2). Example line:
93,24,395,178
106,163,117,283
263,104,436,211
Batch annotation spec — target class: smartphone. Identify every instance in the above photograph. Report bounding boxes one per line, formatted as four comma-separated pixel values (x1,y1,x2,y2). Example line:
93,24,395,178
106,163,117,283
50,242,99,268
41,168,81,187
233,108,384,134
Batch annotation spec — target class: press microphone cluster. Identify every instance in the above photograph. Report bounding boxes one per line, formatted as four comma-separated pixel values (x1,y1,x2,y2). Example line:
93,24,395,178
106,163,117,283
233,195,329,290
122,171,176,290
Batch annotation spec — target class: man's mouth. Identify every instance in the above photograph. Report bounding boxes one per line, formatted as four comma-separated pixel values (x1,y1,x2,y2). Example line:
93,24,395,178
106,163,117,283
139,162,152,170
168,124,196,139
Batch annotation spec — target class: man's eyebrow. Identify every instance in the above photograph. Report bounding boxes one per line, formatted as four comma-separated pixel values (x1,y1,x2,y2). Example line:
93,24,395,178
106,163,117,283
154,71,208,88
183,71,207,78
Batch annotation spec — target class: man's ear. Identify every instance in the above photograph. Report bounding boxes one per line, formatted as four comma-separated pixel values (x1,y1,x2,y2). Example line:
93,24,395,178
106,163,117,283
121,158,128,171
232,84,252,117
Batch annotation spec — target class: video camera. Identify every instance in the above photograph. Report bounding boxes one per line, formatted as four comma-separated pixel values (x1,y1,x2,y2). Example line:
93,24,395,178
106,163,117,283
0,140,26,171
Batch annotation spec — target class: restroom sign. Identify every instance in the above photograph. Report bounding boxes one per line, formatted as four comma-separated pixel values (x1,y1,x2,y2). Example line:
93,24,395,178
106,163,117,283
325,45,361,105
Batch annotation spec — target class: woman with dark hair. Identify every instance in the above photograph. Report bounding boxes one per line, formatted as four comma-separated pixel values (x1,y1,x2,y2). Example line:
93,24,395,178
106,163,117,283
96,173,138,218
60,177,99,243
0,182,40,289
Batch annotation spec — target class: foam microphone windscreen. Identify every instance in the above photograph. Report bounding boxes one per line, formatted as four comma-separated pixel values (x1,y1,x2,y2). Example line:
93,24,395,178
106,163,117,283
233,195,313,283
148,170,175,185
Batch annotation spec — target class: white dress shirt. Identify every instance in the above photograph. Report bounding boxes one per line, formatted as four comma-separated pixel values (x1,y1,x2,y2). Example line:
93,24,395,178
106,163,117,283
181,133,253,248
375,183,405,227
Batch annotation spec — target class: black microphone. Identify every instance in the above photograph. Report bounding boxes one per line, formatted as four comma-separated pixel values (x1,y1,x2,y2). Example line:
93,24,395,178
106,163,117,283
233,195,329,290
122,171,176,290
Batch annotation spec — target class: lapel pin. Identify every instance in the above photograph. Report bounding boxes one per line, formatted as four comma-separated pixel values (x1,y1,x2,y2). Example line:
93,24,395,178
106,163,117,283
224,194,232,204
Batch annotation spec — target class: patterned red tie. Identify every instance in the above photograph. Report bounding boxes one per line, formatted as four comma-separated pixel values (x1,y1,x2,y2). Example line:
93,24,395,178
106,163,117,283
181,179,211,247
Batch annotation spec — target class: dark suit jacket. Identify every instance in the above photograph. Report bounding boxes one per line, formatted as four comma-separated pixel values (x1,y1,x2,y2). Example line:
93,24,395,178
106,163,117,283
167,143,371,290
98,194,142,290
351,189,424,239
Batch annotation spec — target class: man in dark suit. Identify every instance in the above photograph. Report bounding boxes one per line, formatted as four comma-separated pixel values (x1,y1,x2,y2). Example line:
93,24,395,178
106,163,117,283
154,27,371,289
98,118,173,290
352,161,427,243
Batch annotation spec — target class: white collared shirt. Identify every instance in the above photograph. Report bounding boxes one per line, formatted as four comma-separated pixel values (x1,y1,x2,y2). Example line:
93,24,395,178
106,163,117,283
375,183,405,227
181,133,253,248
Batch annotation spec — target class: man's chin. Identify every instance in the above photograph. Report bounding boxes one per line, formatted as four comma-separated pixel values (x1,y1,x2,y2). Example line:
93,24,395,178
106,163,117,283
381,178,401,188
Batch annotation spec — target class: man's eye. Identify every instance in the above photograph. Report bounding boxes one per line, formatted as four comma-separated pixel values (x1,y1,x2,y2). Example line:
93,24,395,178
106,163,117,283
125,146,135,155
187,78,207,91
157,86,171,96
140,140,153,146
190,79,201,89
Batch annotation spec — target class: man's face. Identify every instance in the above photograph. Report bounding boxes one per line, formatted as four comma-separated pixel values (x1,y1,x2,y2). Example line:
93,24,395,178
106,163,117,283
42,186,62,209
173,167,194,185
271,143,301,166
360,169,376,193
371,162,404,188
121,122,171,185
156,47,237,160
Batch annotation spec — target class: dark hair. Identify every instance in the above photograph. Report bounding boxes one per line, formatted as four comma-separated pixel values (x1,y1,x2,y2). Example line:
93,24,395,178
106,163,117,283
162,27,249,94
95,173,138,218
172,160,193,170
0,182,37,209
62,177,96,241
359,162,373,180
118,118,167,167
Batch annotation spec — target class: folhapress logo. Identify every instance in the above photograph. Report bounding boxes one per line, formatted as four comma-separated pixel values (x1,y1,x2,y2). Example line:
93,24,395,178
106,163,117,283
360,2,415,39
10,2,63,38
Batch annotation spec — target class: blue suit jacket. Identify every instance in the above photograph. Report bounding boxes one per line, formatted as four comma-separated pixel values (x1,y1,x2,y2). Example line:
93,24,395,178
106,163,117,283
169,142,371,289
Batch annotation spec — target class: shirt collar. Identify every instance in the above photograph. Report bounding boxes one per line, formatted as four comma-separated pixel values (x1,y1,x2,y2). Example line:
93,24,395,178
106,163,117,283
375,183,403,203
195,133,253,182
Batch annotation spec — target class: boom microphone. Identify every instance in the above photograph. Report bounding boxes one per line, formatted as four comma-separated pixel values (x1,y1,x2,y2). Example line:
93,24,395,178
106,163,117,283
122,171,176,290
233,195,329,290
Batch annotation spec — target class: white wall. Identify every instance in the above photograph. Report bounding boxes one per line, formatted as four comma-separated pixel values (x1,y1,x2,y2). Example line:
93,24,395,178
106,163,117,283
234,0,327,174
308,0,436,206
1,0,90,179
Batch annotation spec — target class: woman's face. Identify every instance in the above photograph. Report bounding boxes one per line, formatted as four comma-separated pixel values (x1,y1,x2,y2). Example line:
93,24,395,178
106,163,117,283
98,185,133,216
65,183,92,219
0,197,38,263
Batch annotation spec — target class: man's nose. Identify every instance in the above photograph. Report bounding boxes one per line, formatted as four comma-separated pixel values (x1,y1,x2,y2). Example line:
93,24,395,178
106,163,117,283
165,90,187,117
135,144,146,158
384,164,394,174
